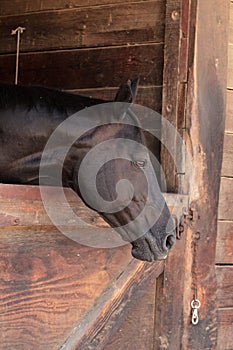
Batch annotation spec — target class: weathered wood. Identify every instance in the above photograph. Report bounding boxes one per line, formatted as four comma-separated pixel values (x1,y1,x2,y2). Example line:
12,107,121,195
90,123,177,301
216,221,233,264
161,0,191,192
0,0,157,16
218,178,233,221
0,44,164,89
0,184,108,228
229,1,233,45
0,184,189,229
0,226,133,350
0,1,165,54
218,308,233,350
221,133,233,177
104,277,156,350
227,44,233,88
61,260,163,350
155,0,193,347
216,266,233,308
155,235,188,350
180,1,229,349
72,86,163,112
226,90,233,132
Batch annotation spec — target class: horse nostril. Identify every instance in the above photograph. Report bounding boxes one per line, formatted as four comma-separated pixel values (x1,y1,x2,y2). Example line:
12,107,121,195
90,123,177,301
163,234,176,251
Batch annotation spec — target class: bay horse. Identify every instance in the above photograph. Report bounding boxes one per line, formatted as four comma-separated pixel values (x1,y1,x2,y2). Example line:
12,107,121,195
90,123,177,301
0,80,176,262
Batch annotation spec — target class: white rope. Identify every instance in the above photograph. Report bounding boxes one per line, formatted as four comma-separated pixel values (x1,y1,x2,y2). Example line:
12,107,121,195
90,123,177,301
11,27,26,85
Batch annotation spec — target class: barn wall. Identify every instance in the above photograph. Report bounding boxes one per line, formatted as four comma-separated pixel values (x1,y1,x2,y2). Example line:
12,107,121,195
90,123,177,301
216,1,233,349
0,2,167,349
0,0,165,112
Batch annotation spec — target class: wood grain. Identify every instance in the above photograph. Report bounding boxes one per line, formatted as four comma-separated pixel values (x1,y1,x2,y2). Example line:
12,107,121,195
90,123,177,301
0,0,158,16
216,266,233,308
0,184,189,231
0,1,165,54
216,221,233,264
71,86,163,112
0,44,164,89
61,260,163,349
228,1,233,45
0,184,108,228
180,0,228,349
218,308,233,350
0,226,133,350
228,44,233,88
104,276,156,350
226,90,233,133
221,133,233,177
218,178,233,221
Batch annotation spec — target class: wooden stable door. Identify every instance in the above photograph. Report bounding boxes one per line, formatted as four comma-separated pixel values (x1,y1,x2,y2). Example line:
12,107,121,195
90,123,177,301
0,0,229,349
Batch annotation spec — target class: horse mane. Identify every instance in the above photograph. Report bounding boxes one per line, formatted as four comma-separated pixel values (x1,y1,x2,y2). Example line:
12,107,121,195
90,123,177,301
0,82,106,114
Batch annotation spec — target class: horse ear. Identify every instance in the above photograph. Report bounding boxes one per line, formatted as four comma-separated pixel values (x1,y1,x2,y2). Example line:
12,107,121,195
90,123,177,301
114,78,139,103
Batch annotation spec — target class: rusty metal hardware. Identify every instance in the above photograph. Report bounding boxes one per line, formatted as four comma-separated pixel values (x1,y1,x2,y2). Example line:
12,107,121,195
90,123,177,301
173,206,199,240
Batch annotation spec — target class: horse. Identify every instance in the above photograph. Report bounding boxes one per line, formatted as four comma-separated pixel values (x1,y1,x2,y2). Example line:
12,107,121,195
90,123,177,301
0,80,176,262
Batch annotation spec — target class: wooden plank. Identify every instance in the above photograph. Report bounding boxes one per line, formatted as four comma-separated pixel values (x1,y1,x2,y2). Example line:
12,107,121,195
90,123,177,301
104,277,156,350
0,225,133,350
180,1,228,349
216,221,233,264
229,1,233,45
218,178,233,221
216,266,233,308
0,184,108,228
0,184,189,229
0,0,153,16
0,1,165,54
221,133,233,177
227,44,233,88
155,0,193,347
61,260,163,349
0,44,164,89
218,308,233,350
161,0,191,192
226,90,233,133
72,86,163,111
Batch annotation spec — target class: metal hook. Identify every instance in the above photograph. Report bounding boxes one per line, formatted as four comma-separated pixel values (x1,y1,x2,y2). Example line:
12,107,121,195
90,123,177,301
191,299,201,325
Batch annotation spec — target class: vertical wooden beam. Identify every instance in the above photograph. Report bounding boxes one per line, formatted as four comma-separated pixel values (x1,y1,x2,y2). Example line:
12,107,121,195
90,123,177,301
155,1,193,348
157,0,229,349
182,1,229,349
161,0,192,192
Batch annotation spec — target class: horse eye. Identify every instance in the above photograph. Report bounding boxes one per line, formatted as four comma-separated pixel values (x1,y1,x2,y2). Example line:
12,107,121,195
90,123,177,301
132,160,147,169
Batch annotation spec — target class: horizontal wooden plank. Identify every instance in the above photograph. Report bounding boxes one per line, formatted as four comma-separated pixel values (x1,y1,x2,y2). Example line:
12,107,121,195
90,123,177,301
0,225,133,350
218,308,233,350
0,1,165,54
221,133,233,177
0,184,188,229
0,0,153,16
218,177,233,220
226,90,233,133
0,44,164,89
216,221,233,264
73,86,162,111
216,266,233,308
0,184,108,228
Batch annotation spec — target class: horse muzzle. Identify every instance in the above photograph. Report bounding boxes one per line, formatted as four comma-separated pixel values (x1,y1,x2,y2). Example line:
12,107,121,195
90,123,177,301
131,231,176,262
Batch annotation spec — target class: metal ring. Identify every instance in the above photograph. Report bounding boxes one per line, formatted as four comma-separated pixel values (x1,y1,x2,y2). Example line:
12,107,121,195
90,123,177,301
191,299,201,309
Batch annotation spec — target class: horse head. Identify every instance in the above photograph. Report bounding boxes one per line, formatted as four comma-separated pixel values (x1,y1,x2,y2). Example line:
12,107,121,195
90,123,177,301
75,79,176,261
